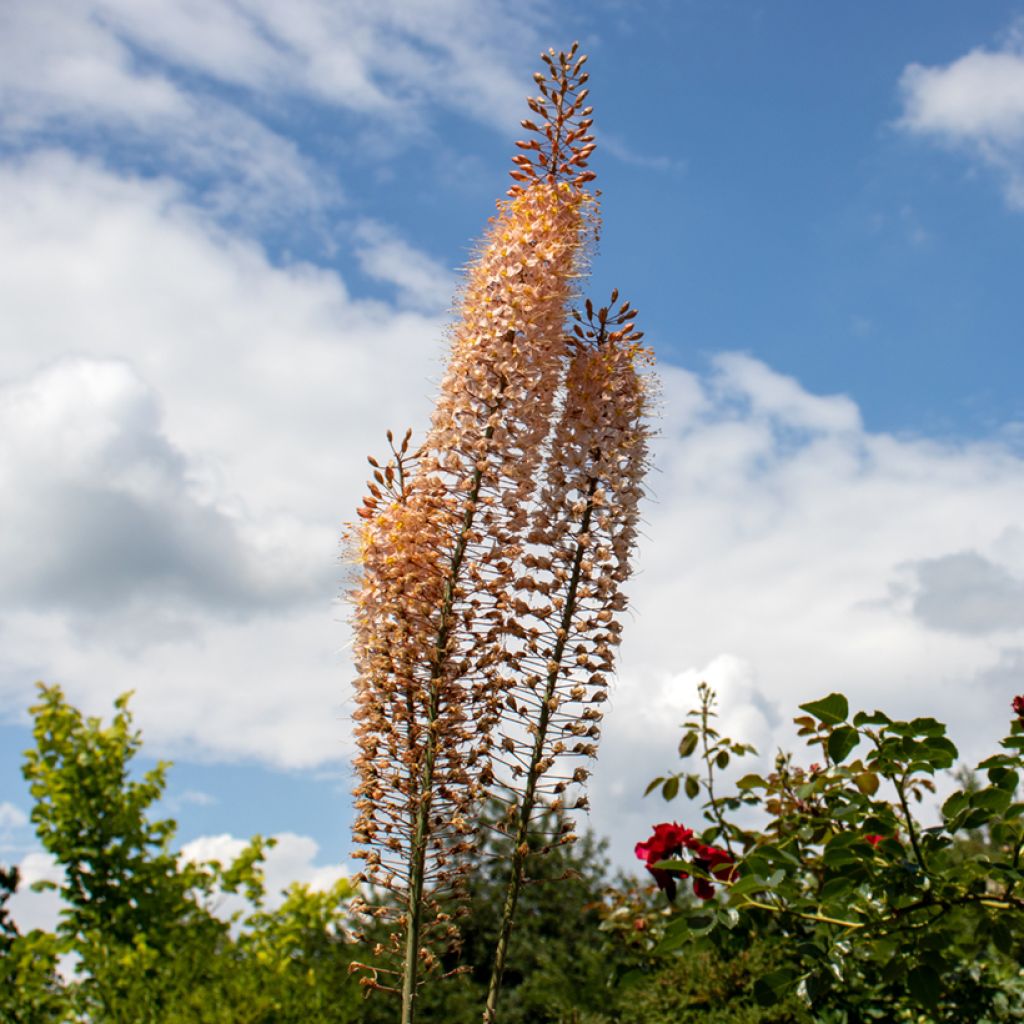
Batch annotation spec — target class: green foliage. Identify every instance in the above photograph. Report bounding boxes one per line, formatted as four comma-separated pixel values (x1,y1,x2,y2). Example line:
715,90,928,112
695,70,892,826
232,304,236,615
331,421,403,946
358,804,634,1024
612,936,812,1024
641,684,1024,1021
23,685,227,1020
13,683,364,1023
13,681,1024,1022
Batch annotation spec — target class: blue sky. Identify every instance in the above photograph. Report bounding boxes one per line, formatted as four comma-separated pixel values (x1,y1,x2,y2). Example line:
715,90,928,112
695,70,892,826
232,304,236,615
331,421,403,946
4,1,1024,926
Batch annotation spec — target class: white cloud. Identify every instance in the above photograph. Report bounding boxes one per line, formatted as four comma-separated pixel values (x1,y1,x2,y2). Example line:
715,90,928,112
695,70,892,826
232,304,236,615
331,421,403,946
90,0,543,129
600,133,686,174
0,802,29,831
590,357,1024,866
4,147,1024,835
0,4,330,223
898,28,1024,208
3,40,1024,882
0,357,333,615
353,220,457,312
895,549,1024,635
181,831,348,920
6,851,64,935
0,0,545,218
7,834,347,936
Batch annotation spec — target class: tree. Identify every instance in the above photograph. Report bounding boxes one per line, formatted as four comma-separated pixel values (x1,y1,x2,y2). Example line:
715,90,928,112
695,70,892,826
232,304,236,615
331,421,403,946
18,683,364,1023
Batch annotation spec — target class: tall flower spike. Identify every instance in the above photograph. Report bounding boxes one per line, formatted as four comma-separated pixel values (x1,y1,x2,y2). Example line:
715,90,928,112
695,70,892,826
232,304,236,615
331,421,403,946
348,44,598,1024
484,293,654,1022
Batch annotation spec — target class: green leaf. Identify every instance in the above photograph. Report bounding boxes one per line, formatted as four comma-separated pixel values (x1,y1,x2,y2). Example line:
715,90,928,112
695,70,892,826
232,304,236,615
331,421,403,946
678,732,698,758
819,875,856,902
973,787,1013,815
941,791,968,821
684,774,701,799
754,968,797,1007
827,726,859,764
736,773,766,790
992,919,1013,955
715,750,730,770
907,964,941,1007
661,776,679,801
650,914,692,955
989,766,1020,791
643,776,664,797
613,967,649,990
799,693,849,726
853,709,891,727
919,736,958,767
651,859,690,873
726,873,768,898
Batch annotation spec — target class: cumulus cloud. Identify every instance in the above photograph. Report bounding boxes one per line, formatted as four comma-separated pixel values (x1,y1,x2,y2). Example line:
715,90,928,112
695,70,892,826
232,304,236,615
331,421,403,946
4,19,1024,872
0,357,331,616
590,357,1024,865
898,25,1024,207
0,0,544,219
896,550,1024,635
182,831,347,901
6,851,64,935
7,833,347,936
353,220,457,312
0,151,442,764
4,151,1024,802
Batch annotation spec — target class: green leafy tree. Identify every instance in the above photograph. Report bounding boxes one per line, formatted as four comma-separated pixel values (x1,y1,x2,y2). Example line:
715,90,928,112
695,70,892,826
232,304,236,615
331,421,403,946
23,684,243,1020
0,864,68,1024
17,683,364,1023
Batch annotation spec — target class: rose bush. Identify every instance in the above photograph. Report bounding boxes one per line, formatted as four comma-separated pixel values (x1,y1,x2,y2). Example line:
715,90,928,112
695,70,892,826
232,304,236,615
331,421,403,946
617,684,1024,1021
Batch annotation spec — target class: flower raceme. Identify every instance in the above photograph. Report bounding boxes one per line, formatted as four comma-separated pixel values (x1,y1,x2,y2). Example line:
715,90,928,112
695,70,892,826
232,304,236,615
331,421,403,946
347,43,654,1024
635,822,736,901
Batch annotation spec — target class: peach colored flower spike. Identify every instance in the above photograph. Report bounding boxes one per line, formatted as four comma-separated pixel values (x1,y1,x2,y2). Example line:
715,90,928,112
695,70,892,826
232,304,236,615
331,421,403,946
484,294,654,1019
346,43,655,1024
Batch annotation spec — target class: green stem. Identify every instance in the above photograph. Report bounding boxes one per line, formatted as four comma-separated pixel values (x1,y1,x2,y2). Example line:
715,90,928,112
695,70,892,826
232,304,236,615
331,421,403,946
699,691,734,857
739,898,864,931
892,774,928,874
484,474,598,1024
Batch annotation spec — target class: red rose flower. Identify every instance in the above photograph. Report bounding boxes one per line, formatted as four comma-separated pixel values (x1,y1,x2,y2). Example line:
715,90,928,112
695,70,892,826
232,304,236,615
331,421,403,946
635,822,694,901
690,842,737,900
1013,695,1024,721
636,824,737,901
865,833,885,847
